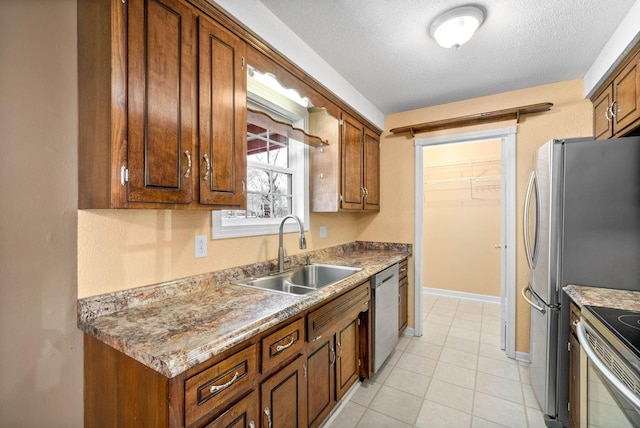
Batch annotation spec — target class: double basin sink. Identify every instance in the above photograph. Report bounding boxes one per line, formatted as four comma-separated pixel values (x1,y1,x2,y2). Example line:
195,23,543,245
234,263,362,296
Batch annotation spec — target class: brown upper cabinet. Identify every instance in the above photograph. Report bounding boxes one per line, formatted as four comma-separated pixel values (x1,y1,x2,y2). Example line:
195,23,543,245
340,113,380,211
592,49,640,140
78,0,246,209
198,14,247,208
78,0,380,210
309,110,381,212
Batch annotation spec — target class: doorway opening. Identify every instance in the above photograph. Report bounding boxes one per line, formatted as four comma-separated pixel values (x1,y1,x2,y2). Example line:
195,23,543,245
414,126,517,358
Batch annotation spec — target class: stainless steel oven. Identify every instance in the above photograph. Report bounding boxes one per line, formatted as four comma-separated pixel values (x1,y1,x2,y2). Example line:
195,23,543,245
577,306,640,428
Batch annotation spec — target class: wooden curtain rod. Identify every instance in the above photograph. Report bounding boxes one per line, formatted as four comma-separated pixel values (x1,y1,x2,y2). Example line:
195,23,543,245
389,102,553,136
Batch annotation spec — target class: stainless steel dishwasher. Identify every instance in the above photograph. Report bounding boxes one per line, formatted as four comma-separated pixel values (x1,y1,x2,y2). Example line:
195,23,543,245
372,263,399,372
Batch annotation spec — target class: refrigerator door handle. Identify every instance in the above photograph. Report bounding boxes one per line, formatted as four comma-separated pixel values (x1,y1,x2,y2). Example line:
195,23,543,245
521,283,546,313
523,171,539,269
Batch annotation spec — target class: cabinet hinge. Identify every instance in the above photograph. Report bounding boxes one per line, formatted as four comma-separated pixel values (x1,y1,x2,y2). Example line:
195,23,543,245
120,165,129,185
357,318,361,326
568,402,571,412
339,119,343,126
568,341,571,352
339,194,343,201
241,56,245,70
358,358,361,367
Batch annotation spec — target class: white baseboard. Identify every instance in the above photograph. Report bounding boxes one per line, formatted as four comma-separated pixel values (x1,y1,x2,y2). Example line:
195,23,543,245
401,327,415,337
422,287,501,304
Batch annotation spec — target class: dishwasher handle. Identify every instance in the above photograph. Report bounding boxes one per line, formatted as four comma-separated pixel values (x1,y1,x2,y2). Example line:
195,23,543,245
373,264,399,288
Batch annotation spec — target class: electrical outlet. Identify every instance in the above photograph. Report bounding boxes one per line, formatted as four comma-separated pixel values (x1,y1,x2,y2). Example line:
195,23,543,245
194,235,208,258
319,225,327,238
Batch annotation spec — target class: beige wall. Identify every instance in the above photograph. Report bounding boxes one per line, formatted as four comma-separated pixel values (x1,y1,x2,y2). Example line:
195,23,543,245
377,79,593,353
0,0,83,426
422,140,502,297
78,210,362,297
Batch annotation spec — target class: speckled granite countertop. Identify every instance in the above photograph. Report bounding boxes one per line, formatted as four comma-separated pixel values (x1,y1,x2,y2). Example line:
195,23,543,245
564,284,640,312
78,241,411,378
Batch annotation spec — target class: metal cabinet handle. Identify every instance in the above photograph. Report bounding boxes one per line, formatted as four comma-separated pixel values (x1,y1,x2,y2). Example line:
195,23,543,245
330,347,336,366
337,342,343,358
521,284,545,313
605,102,612,121
209,371,239,394
184,150,191,178
242,179,246,193
609,101,617,118
275,335,295,353
361,187,366,200
202,153,211,181
264,407,272,428
249,421,255,428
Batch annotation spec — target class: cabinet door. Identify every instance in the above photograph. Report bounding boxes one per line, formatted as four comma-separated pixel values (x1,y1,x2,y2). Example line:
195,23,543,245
260,355,307,428
127,0,196,204
199,15,247,207
398,282,408,334
306,338,335,428
340,114,364,210
205,391,259,428
336,319,359,401
613,52,640,134
593,86,613,140
363,128,380,211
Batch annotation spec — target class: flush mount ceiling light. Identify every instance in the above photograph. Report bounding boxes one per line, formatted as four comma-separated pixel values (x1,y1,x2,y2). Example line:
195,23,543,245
430,5,484,50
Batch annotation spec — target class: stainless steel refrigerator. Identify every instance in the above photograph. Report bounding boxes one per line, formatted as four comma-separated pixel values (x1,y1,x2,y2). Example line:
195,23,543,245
522,136,640,428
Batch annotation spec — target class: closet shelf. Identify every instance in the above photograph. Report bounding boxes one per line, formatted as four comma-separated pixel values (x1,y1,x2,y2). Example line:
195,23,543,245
424,175,500,186
424,156,500,169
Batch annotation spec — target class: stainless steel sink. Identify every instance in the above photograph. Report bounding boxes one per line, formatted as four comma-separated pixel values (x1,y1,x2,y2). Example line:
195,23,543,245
233,263,362,295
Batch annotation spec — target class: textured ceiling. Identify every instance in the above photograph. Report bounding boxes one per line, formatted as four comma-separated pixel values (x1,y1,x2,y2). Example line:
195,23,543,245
257,0,636,114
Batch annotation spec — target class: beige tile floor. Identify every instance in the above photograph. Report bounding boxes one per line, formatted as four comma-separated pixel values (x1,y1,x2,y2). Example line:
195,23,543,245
325,293,547,428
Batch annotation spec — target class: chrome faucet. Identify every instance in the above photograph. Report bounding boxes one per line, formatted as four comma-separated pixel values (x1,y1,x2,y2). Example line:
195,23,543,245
278,214,306,272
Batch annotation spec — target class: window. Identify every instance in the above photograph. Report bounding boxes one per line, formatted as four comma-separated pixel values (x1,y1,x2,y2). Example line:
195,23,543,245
212,73,309,239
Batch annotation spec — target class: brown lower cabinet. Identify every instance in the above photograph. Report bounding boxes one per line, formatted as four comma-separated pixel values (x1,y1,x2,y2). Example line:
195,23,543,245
205,391,259,428
398,258,408,335
260,355,307,428
84,281,371,427
305,282,369,428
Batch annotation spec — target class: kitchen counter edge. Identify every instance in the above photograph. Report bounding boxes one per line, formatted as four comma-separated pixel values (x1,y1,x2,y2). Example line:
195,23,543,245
78,241,412,378
563,284,640,312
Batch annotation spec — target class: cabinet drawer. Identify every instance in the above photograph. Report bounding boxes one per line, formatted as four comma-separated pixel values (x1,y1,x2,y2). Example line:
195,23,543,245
261,318,305,374
307,281,369,342
399,259,408,281
186,344,258,427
